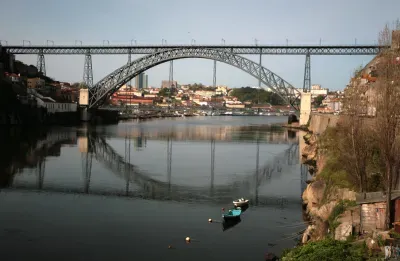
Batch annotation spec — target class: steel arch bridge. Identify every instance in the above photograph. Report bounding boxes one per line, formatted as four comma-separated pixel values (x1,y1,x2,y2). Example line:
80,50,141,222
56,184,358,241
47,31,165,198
89,48,302,110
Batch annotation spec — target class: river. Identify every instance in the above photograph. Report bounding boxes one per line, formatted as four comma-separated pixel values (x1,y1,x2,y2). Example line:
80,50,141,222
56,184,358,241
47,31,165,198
0,116,308,261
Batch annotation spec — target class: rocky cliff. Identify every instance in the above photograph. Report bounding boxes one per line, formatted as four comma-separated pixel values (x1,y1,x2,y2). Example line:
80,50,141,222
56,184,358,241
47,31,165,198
300,114,358,243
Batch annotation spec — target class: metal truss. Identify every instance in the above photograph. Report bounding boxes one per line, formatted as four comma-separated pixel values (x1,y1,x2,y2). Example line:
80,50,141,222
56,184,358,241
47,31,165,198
36,49,46,75
303,53,311,92
213,60,216,88
4,45,384,55
83,50,93,88
88,48,302,109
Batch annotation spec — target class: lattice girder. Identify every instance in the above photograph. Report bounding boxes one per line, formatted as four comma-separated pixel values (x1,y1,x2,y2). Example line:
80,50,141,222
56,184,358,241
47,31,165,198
89,48,301,110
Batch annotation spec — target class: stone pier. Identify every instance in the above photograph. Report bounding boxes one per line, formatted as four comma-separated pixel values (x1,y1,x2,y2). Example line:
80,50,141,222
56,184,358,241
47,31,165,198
299,92,312,126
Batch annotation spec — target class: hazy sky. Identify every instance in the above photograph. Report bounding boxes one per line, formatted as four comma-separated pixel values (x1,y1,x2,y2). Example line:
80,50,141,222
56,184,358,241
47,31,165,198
1,0,399,90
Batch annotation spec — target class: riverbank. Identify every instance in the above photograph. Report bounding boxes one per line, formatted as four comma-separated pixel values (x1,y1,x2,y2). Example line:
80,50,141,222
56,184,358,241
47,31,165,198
281,113,392,260
118,112,196,120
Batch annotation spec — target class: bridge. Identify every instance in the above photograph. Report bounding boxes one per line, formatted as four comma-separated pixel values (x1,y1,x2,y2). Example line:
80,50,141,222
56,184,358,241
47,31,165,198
7,129,305,207
1,43,382,113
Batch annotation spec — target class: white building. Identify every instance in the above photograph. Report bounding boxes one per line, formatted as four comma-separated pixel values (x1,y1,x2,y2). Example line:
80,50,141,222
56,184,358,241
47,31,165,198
42,98,78,113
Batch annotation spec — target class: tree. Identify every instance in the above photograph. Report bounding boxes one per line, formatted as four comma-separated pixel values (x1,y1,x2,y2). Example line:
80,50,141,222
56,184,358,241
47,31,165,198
158,87,177,97
71,82,89,89
229,87,286,105
312,95,325,107
338,67,376,192
373,21,400,229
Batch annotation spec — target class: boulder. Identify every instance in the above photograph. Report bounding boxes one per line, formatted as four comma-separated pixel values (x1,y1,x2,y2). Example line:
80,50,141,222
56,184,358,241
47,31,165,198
302,180,326,209
365,237,380,250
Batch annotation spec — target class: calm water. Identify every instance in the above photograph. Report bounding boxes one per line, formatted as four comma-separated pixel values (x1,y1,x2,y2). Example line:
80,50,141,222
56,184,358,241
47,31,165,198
0,116,308,261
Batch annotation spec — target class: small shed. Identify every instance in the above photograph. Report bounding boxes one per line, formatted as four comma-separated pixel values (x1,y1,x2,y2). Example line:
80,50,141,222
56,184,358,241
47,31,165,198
356,191,400,234
392,196,400,233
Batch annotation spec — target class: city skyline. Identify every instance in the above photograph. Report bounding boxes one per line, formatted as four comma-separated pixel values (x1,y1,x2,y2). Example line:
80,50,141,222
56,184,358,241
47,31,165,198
1,0,400,90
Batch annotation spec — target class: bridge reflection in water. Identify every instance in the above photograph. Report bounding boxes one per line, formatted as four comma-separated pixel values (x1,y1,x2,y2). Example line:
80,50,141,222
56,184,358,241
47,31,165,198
4,125,309,209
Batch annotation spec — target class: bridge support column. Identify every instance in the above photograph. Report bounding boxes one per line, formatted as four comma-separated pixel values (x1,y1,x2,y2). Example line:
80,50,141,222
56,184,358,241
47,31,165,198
127,49,132,88
37,49,46,76
303,53,311,92
83,49,93,88
213,60,216,88
299,92,311,126
79,106,92,122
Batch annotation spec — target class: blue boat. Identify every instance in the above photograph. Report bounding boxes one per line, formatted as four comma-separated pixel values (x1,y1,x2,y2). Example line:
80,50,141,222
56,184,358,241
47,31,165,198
222,208,242,221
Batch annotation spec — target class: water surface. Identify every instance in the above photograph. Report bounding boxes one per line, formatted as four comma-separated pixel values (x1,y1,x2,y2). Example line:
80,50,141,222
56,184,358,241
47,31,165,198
0,116,308,261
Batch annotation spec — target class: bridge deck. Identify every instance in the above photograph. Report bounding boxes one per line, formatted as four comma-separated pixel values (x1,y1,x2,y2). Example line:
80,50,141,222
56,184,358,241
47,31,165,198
3,45,384,55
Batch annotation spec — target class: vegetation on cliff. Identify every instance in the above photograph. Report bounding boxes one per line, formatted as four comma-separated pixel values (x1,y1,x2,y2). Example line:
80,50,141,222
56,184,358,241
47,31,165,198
284,20,400,260
281,238,366,261
315,21,400,229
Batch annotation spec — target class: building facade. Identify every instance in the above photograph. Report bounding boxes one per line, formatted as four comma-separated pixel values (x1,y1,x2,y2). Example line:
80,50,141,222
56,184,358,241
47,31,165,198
135,73,147,90
27,77,45,89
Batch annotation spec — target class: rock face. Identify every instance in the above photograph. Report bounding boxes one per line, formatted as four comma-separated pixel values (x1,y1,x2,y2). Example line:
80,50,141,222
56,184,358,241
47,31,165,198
299,118,359,244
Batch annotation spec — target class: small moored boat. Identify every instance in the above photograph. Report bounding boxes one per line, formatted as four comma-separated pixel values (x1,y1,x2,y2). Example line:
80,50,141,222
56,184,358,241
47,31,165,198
233,198,249,207
222,208,242,221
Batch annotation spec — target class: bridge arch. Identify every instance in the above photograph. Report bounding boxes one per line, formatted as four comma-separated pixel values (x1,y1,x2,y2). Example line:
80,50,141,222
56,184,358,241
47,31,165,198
89,48,301,109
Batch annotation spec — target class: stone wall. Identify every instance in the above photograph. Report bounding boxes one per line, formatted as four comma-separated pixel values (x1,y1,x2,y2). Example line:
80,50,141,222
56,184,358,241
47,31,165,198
308,114,340,134
335,206,361,241
361,202,386,233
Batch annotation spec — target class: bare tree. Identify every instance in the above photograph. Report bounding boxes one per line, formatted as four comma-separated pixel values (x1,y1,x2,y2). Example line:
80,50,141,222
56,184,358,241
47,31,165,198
335,69,373,192
374,21,400,229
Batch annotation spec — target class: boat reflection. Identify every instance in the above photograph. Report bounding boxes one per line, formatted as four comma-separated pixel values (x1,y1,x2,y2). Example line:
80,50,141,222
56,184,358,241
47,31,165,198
238,204,249,213
222,218,241,231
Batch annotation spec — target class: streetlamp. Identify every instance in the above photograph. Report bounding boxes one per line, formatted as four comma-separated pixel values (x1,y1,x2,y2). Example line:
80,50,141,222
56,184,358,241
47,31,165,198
162,39,167,45
355,38,357,45
75,40,82,46
46,40,54,46
131,39,137,46
191,39,196,45
221,38,225,45
286,39,289,46
319,38,322,46
103,40,109,45
23,40,31,46
0,40,8,46
254,38,258,46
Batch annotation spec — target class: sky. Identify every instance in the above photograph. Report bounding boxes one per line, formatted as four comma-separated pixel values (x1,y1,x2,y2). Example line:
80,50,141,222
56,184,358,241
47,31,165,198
1,0,400,90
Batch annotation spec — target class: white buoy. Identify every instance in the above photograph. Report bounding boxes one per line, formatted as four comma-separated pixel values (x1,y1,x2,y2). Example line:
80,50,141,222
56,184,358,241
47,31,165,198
208,218,212,223
185,237,191,242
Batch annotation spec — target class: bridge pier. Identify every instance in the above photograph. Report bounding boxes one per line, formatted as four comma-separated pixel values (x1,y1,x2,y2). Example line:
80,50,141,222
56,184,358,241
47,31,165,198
37,49,46,76
299,52,312,126
299,92,311,126
83,49,93,88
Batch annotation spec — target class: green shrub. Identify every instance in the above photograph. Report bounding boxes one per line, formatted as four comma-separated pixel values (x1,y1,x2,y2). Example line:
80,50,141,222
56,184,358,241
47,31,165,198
389,230,400,239
327,200,357,234
281,238,365,261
